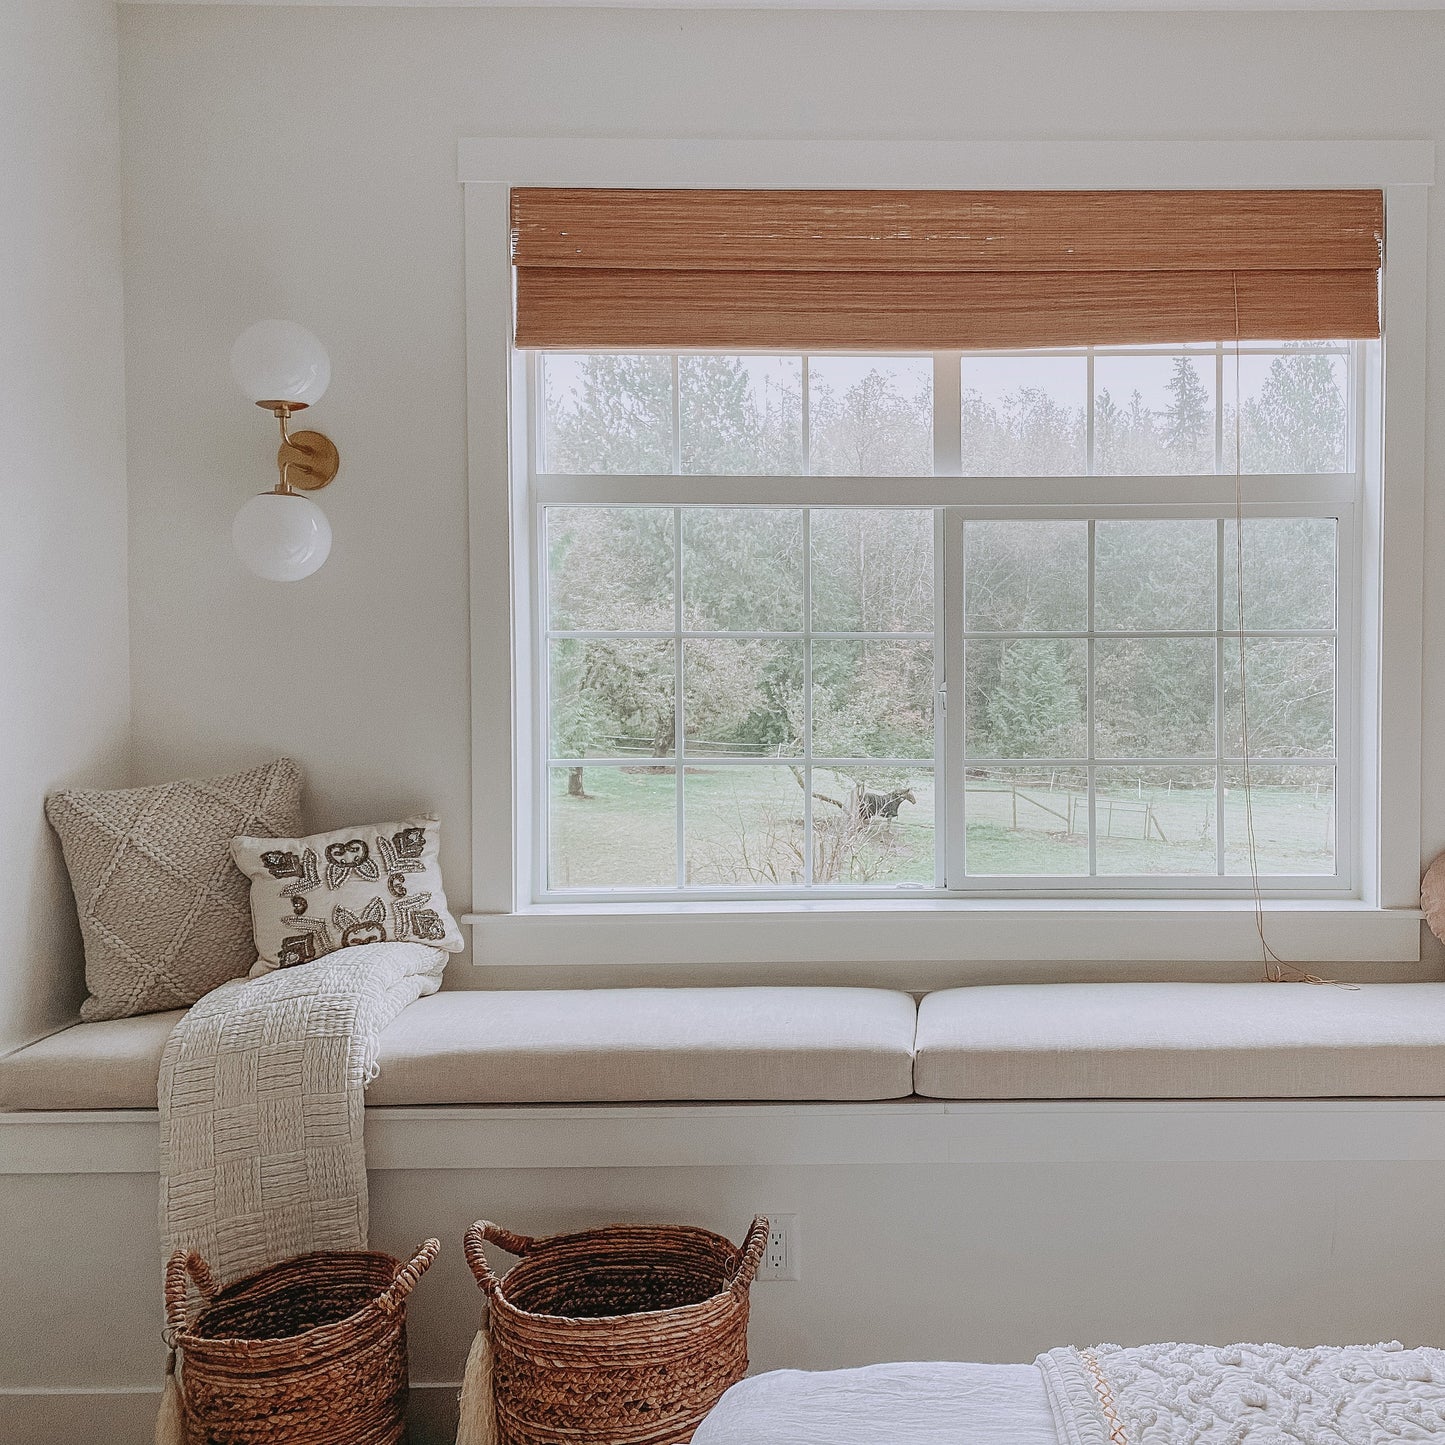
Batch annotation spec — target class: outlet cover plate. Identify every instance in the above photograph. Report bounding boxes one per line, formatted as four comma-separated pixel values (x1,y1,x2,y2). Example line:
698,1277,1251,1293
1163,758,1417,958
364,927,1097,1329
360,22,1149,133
757,1213,800,1282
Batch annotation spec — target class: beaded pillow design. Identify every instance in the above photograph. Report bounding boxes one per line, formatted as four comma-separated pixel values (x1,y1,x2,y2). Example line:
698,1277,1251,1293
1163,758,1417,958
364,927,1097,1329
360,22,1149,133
232,815,464,972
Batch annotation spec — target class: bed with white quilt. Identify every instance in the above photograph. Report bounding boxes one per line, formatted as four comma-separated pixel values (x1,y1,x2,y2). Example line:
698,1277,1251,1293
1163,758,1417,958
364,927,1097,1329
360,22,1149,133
692,1340,1445,1444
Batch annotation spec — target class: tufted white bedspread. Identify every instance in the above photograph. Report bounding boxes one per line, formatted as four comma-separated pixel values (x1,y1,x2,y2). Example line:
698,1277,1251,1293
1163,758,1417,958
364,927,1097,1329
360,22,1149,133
1042,1340,1445,1444
695,1342,1445,1444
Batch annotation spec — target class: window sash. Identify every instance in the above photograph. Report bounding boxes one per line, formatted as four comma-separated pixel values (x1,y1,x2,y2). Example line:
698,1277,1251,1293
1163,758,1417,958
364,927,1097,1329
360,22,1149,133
523,347,1363,903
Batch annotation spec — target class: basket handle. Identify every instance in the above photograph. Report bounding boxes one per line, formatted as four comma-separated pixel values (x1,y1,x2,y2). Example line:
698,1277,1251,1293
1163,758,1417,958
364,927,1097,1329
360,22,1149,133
464,1221,536,1297
377,1238,441,1315
729,1216,770,1295
163,1251,219,1339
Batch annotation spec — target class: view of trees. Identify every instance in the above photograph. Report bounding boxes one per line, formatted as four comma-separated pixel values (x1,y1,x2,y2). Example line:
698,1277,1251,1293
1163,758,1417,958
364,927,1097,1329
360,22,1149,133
541,349,1345,887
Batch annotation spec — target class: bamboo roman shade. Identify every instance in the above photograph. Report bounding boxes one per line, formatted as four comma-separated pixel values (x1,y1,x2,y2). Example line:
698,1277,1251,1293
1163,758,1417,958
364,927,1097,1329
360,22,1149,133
511,189,1383,351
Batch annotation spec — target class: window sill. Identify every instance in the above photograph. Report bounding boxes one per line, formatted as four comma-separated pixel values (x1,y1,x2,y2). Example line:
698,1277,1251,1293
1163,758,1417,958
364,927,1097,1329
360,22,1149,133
465,899,1423,968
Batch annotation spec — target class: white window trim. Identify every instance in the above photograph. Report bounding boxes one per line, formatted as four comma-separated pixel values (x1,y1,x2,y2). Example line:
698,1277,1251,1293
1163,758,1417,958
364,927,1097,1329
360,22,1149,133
461,138,1432,967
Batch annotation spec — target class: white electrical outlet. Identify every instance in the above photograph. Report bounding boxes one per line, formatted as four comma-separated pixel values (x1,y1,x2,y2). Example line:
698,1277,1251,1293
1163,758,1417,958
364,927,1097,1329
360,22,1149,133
756,1213,800,1281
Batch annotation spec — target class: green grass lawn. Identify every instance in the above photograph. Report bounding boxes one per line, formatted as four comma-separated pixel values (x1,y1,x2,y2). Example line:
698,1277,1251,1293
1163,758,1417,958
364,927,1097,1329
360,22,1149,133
549,765,935,889
548,767,1334,888
965,778,1334,876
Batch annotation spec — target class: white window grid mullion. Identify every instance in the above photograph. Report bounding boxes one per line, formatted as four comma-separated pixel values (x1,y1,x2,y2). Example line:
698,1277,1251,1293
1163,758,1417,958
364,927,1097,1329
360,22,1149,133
802,507,814,888
801,356,811,475
943,508,968,888
673,504,685,889
1085,519,1097,876
529,352,549,901
1334,492,1360,893
932,506,947,889
1085,351,1096,475
534,476,1357,510
1214,343,1225,476
933,352,962,477
1214,517,1227,876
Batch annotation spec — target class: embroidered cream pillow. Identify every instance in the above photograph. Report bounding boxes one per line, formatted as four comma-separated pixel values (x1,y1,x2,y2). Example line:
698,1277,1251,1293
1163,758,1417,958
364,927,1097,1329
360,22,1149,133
45,758,305,1021
232,815,464,972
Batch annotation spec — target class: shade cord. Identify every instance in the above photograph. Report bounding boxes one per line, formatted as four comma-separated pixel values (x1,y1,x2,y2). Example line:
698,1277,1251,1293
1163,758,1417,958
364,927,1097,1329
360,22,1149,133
1229,276,1351,988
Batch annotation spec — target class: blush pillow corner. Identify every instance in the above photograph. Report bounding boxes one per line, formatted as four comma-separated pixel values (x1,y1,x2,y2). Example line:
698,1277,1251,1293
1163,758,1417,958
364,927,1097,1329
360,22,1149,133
232,814,464,973
45,757,305,1021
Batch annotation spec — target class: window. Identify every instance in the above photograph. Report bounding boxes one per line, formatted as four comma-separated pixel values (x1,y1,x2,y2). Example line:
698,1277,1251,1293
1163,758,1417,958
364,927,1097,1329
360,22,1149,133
526,341,1366,900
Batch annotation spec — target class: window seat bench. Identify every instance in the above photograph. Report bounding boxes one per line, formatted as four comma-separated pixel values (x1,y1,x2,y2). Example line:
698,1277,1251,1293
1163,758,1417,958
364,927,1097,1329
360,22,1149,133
0,986,919,1110
3,982,1445,1113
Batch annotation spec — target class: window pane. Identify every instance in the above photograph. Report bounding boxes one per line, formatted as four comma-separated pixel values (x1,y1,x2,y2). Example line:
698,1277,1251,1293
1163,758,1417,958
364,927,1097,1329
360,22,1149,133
549,766,676,889
684,639,804,757
1095,519,1215,632
964,520,1087,632
1093,353,1216,475
1222,518,1336,631
681,355,803,474
965,639,1087,758
543,353,672,473
808,356,931,475
810,508,934,633
1094,638,1215,759
960,355,1087,476
1224,639,1334,758
811,640,934,759
682,509,803,632
1224,765,1335,875
1226,350,1349,474
547,508,673,632
964,767,1088,876
1095,767,1217,876
685,766,805,886
811,768,934,885
550,639,674,759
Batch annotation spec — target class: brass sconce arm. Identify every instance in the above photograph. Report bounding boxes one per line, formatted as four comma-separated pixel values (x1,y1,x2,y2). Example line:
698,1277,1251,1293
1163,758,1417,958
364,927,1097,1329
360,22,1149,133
255,400,340,495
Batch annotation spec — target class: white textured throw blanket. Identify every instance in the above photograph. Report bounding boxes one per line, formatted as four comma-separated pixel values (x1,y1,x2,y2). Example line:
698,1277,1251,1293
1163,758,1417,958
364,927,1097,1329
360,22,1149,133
159,941,446,1282
1040,1340,1445,1444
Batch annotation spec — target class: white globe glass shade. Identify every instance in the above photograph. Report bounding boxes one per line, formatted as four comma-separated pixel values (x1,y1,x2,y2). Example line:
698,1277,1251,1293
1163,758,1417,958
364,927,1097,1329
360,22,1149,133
230,320,331,407
232,492,332,582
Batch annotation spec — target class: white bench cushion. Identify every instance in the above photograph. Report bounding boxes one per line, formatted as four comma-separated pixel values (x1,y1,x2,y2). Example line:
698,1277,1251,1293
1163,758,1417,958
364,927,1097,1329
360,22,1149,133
915,982,1445,1099
0,1010,187,1110
0,986,917,1110
366,988,917,1104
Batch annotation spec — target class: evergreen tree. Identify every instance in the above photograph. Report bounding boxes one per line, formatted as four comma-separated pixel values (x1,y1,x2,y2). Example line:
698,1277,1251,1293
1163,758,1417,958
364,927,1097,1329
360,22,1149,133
1240,353,1346,473
984,642,1080,757
1162,357,1212,470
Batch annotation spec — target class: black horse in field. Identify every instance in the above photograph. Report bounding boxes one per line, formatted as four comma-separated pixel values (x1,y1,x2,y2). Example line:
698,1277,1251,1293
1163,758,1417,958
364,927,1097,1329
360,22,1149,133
856,787,916,821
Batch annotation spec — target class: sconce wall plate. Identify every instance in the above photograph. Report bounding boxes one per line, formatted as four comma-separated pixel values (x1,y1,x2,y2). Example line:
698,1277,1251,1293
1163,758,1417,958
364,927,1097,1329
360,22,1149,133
277,429,340,491
255,398,341,492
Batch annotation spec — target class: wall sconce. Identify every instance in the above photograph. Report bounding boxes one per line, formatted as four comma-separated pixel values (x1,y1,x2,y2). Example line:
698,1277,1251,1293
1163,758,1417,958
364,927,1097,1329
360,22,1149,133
229,320,340,581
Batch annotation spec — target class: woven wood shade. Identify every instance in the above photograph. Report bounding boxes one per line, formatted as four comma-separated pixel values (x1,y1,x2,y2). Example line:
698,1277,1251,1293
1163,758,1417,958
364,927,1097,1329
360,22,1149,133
512,188,1383,351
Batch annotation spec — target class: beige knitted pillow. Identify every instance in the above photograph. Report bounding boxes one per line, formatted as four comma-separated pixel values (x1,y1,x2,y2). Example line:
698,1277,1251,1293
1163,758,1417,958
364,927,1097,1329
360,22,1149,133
232,814,464,973
46,758,304,1021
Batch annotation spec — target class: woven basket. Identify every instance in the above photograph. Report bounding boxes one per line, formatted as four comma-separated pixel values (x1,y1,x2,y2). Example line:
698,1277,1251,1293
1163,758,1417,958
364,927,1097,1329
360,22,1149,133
462,1217,768,1445
163,1240,439,1445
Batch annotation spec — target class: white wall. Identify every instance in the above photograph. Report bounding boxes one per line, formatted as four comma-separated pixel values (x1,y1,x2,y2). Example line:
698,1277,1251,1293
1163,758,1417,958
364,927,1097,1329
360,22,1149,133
4,13,1443,1440
10,1106,1445,1444
0,1,131,1050
118,4,1445,986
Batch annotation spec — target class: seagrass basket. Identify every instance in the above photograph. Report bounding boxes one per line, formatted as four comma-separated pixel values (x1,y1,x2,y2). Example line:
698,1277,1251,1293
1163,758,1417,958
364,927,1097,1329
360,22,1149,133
163,1240,439,1445
462,1216,768,1445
